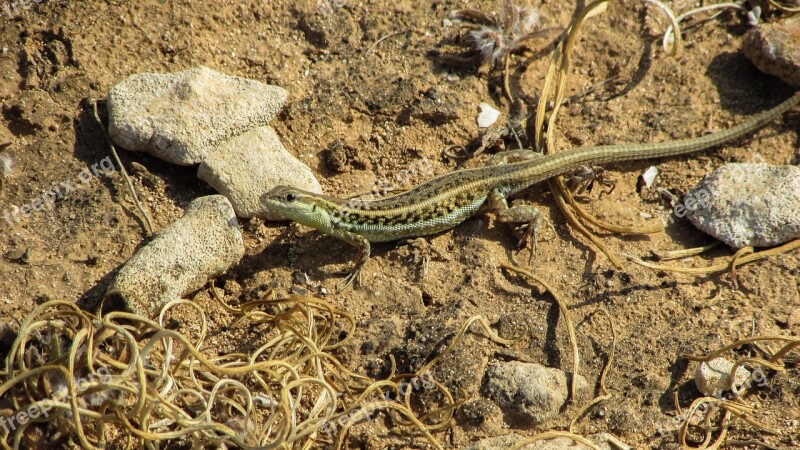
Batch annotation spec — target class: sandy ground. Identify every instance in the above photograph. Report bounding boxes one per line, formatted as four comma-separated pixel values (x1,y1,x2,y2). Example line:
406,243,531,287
0,0,798,448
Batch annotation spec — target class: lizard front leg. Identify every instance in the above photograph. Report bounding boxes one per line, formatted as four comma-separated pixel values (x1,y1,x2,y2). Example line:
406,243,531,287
488,189,555,264
330,227,371,290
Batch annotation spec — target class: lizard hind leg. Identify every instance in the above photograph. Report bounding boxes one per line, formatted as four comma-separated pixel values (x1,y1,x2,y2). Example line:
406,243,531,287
488,189,556,265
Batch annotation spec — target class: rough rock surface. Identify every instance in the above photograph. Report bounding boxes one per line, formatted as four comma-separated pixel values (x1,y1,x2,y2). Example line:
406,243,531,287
0,122,12,147
107,66,288,165
107,195,244,317
466,433,619,450
685,164,800,248
198,126,322,219
483,361,588,425
743,17,800,88
465,433,524,450
695,357,752,396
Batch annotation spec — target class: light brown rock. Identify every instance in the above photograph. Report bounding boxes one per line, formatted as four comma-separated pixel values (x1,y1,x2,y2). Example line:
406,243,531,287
107,66,288,165
685,164,800,248
107,195,244,317
695,357,751,396
197,126,321,219
743,16,800,88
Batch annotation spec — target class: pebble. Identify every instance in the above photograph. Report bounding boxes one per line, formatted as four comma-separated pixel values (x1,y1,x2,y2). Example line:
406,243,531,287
197,126,321,219
743,16,800,88
641,165,658,188
107,66,288,165
685,164,800,248
788,308,800,329
465,434,524,450
106,195,244,317
0,154,11,184
0,122,12,147
466,433,617,450
695,357,751,396
483,361,588,425
477,102,500,128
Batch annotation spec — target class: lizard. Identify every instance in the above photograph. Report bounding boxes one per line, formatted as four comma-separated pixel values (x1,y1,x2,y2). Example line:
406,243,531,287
261,93,800,287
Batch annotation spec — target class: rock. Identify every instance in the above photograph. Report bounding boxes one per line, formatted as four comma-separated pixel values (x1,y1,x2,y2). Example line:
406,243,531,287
465,433,524,450
466,434,604,450
685,164,800,248
483,361,588,425
107,195,244,317
459,398,504,433
743,16,800,88
0,154,11,186
788,308,800,329
107,66,288,165
695,357,751,396
197,126,321,219
0,122,12,148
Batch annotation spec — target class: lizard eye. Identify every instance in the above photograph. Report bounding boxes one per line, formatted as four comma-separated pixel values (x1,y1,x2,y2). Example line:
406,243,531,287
286,193,297,202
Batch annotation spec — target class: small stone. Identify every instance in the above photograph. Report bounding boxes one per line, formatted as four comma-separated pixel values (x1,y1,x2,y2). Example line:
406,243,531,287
223,279,242,295
695,357,751,396
477,102,500,128
483,361,588,425
788,308,800,329
0,153,12,183
108,66,288,165
685,164,800,248
743,16,800,88
197,126,321,219
107,195,244,317
466,434,597,450
465,433,525,450
290,285,308,296
641,165,658,188
0,122,12,147
459,398,503,433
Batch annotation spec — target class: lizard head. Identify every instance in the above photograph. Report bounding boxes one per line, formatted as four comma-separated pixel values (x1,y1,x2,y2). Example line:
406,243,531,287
261,186,338,231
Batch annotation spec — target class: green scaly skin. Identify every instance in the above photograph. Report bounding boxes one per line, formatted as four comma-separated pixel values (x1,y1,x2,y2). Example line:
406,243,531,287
261,93,800,288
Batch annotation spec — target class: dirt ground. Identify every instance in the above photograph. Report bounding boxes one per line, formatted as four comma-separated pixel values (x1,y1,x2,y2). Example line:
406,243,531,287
1,0,799,448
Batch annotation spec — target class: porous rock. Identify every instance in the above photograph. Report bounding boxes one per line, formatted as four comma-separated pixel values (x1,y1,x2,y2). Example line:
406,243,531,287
107,195,244,317
465,433,524,450
685,164,800,248
483,361,588,425
107,66,288,165
695,357,751,396
197,126,322,219
466,433,610,450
